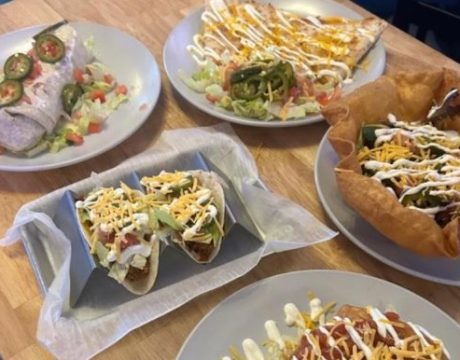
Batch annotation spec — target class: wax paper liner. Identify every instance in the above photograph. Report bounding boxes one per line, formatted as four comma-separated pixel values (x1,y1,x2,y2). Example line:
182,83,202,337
0,123,336,360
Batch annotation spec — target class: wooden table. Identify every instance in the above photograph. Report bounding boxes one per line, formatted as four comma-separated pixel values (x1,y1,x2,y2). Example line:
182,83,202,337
0,0,459,359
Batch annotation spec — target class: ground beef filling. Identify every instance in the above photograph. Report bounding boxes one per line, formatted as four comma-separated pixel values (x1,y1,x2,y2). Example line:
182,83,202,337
186,241,214,262
125,258,150,282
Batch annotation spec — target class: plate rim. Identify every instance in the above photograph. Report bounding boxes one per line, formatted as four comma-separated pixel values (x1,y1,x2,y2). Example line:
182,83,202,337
314,131,460,286
176,269,460,359
0,21,162,172
163,1,386,128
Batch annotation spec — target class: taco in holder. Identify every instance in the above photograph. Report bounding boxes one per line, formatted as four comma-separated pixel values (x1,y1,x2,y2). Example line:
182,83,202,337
141,170,225,263
322,68,460,258
76,182,160,294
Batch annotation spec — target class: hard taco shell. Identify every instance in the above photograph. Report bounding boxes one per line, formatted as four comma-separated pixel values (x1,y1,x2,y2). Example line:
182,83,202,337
76,200,160,295
173,170,225,264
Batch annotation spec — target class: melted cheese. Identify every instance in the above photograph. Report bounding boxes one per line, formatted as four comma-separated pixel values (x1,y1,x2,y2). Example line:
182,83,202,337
188,0,380,84
358,113,460,218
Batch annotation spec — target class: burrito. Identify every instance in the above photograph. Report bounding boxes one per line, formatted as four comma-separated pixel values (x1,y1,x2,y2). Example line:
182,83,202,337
141,170,225,263
0,24,92,152
76,183,160,295
323,69,460,258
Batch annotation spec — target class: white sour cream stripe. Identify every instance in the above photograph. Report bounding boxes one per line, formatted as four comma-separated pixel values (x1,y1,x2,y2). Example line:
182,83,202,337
361,113,460,217
186,0,367,84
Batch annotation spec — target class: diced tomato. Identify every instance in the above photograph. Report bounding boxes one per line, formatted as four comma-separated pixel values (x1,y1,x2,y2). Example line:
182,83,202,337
120,233,139,251
28,61,42,80
27,49,39,61
74,68,85,84
315,91,330,106
288,86,301,100
66,132,84,145
223,62,238,91
89,89,106,103
98,230,115,245
115,84,128,96
21,95,32,104
103,74,113,84
88,122,102,134
384,311,400,321
205,93,220,103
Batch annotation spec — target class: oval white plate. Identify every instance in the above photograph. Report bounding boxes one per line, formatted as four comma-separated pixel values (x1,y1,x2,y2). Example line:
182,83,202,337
164,0,386,128
0,22,161,171
177,270,460,359
315,133,460,285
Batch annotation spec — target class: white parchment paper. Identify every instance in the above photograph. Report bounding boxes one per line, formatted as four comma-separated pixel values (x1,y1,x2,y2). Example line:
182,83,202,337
1,124,336,359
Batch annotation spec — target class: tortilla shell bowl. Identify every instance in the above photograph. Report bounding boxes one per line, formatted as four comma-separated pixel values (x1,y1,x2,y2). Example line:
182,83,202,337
322,69,460,258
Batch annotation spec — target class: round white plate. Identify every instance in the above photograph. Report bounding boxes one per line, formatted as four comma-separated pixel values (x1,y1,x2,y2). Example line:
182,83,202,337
164,0,386,128
177,270,460,359
315,133,460,285
0,22,161,171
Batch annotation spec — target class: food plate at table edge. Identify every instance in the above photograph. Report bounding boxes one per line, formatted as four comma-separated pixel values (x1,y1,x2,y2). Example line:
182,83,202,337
0,21,161,172
163,0,386,128
315,131,460,286
177,270,460,360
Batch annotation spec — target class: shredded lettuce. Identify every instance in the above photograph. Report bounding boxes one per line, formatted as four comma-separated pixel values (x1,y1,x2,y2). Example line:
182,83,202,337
108,94,129,109
203,220,221,246
24,140,49,157
232,98,268,120
217,95,233,110
148,209,159,230
155,209,181,230
130,254,147,269
83,36,95,54
48,136,68,153
205,84,224,100
95,241,110,268
82,81,115,93
85,62,111,82
268,101,320,119
108,262,129,283
179,62,222,93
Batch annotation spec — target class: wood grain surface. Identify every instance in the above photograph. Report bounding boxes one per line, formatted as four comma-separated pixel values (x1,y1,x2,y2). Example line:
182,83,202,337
0,0,459,359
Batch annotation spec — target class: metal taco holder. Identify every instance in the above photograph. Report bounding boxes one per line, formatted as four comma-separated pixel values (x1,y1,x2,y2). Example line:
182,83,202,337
21,152,265,307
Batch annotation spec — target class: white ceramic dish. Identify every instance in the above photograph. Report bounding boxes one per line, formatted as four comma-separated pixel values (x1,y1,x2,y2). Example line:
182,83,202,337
177,270,460,359
164,0,386,128
0,22,161,171
315,132,460,286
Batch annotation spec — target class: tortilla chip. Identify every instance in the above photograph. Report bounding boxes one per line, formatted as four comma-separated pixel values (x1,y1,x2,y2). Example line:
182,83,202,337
322,68,460,258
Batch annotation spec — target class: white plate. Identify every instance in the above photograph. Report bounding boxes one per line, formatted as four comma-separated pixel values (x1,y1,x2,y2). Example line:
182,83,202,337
164,0,386,128
315,133,460,285
177,270,460,359
0,22,161,171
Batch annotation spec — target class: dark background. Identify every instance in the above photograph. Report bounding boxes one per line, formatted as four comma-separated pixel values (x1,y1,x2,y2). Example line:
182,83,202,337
354,0,460,62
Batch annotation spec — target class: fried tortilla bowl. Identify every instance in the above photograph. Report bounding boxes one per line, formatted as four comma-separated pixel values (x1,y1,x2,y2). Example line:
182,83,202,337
322,68,460,258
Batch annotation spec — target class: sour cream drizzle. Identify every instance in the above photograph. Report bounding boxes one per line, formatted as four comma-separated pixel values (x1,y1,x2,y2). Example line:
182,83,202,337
361,113,460,217
234,301,449,360
186,0,372,82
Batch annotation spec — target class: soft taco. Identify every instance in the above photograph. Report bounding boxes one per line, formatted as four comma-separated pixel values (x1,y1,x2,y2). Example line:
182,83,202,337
322,68,460,258
76,183,160,294
141,170,225,263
